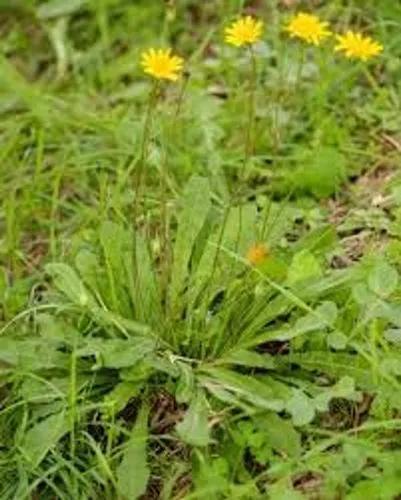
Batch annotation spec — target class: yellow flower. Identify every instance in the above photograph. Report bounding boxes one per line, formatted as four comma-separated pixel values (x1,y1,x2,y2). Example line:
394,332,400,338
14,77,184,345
246,243,269,266
225,16,263,47
285,12,331,45
335,31,383,61
141,48,184,81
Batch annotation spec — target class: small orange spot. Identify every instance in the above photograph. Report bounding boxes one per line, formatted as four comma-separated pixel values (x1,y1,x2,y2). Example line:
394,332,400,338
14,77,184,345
246,243,269,266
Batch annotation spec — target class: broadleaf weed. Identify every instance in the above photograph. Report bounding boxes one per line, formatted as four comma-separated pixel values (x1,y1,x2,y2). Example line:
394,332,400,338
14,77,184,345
0,1,400,498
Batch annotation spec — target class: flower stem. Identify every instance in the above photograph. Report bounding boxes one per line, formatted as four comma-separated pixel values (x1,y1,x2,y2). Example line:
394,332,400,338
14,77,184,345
236,46,258,252
203,47,258,327
160,77,189,310
133,81,160,229
238,46,257,184
132,81,159,322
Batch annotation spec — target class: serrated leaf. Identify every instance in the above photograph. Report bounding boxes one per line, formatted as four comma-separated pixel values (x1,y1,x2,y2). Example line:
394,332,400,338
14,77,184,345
117,404,150,499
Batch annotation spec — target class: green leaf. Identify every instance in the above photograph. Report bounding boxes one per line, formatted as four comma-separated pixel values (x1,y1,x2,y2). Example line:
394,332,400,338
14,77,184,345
102,382,142,417
131,234,162,326
176,389,210,447
95,310,151,336
0,266,7,300
269,481,305,500
327,331,348,350
19,376,66,402
384,328,401,344
75,249,101,297
200,368,288,411
342,442,370,475
292,146,346,198
286,390,315,426
293,224,337,255
21,411,69,468
170,176,211,311
77,337,155,369
218,349,275,370
256,301,337,343
117,404,150,499
295,301,337,330
37,313,77,344
347,475,401,500
46,263,97,309
0,338,68,371
37,0,87,19
219,203,258,254
99,221,133,316
287,250,322,285
193,456,230,498
285,352,375,389
261,202,297,247
47,260,150,335
314,376,361,412
352,283,376,306
175,362,195,404
190,204,256,303
368,261,398,298
381,356,401,376
254,413,301,458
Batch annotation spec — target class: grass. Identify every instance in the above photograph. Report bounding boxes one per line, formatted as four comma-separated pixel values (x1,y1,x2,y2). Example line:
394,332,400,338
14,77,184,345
1,0,401,498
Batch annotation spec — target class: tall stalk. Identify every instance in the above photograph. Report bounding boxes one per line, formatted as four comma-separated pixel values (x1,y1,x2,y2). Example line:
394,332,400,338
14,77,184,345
132,81,160,230
238,46,257,183
204,47,259,322
132,81,160,321
235,46,258,252
160,77,189,311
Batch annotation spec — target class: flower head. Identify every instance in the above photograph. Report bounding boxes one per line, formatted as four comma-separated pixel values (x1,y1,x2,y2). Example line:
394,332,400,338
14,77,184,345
285,12,331,45
335,31,383,61
225,16,263,47
246,243,269,266
141,48,183,81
